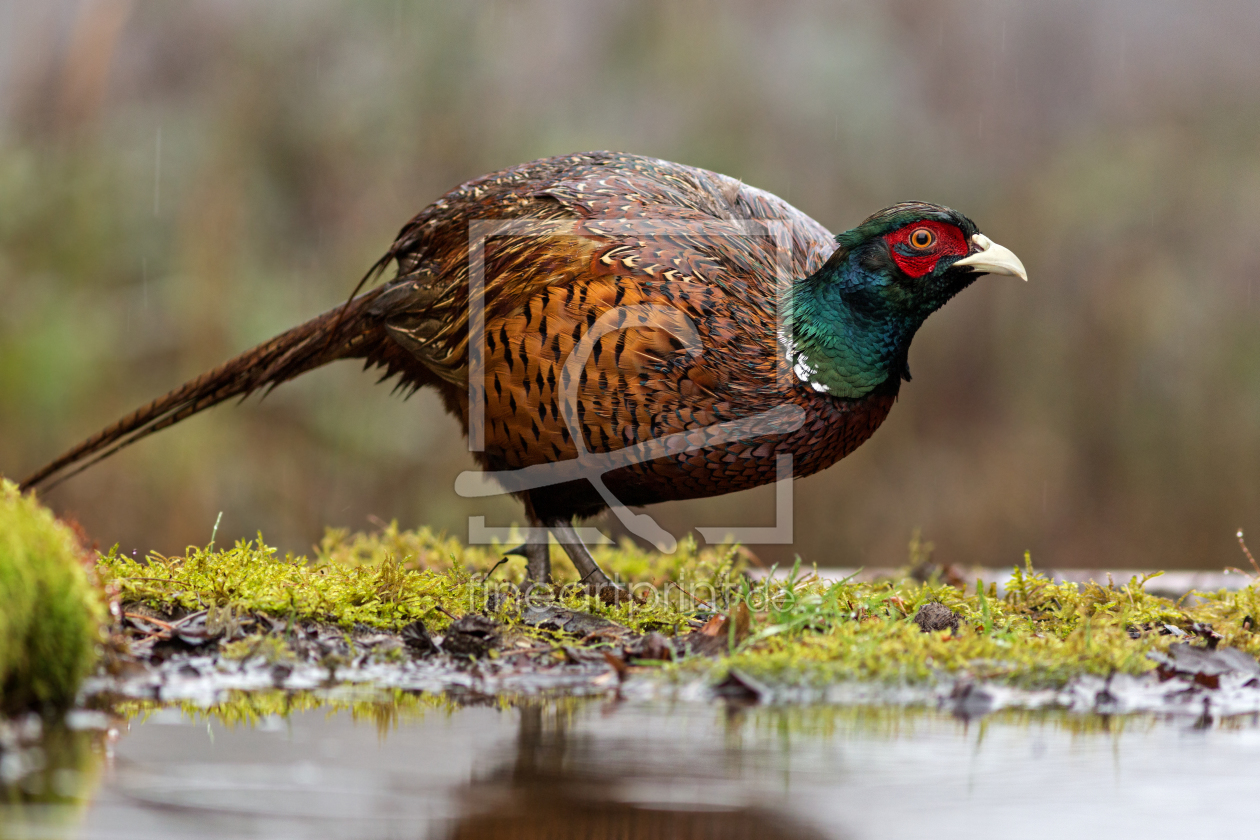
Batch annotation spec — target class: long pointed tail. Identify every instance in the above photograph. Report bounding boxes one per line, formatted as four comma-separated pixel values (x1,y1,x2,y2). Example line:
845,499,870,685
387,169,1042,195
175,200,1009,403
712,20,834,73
20,284,395,493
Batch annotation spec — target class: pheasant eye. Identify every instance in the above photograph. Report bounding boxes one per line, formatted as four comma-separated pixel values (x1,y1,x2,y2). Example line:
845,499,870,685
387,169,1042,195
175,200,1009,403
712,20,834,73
909,228,935,249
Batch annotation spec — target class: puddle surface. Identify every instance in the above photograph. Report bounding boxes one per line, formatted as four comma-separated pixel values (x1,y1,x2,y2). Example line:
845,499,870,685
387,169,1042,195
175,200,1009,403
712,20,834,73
4,698,1260,839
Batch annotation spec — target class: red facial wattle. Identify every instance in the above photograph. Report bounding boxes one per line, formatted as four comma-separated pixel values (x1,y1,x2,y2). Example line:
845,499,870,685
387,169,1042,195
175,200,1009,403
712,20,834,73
884,220,969,278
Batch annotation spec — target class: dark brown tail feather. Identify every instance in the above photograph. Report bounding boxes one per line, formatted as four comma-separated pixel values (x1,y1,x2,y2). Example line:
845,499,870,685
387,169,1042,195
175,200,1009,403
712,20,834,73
20,284,393,493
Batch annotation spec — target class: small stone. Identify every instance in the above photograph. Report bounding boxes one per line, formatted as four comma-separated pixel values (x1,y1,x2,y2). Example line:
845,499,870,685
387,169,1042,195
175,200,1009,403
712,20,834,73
521,604,625,637
712,669,767,704
270,663,293,686
950,680,996,718
400,620,438,657
625,631,675,663
914,602,960,633
441,615,500,658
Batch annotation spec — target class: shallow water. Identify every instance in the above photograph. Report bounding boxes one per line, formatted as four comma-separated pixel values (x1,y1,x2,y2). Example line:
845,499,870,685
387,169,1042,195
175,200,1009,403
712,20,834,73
4,696,1260,840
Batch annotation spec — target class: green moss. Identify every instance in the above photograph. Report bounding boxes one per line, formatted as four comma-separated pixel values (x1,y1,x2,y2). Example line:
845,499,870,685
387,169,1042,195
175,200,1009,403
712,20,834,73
97,526,744,636
101,537,496,635
721,555,1260,688
0,480,105,714
98,527,1260,690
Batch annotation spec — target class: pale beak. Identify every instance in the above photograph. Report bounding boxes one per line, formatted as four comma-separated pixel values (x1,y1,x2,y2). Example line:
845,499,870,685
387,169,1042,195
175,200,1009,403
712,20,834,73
952,233,1028,281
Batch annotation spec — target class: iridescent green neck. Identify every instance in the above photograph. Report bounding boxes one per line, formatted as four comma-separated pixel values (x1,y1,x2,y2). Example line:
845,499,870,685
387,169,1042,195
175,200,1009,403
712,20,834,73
782,249,923,399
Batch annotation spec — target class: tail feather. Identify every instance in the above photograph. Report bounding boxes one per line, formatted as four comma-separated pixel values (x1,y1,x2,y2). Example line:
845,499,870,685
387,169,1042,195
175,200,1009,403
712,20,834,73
20,285,393,492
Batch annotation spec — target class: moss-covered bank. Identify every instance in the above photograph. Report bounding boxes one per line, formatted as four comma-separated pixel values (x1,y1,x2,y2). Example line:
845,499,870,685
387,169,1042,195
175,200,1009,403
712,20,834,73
98,523,1260,690
0,480,104,713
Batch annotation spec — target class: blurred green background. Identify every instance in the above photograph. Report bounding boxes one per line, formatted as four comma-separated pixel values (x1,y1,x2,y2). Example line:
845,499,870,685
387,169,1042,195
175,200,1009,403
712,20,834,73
2,0,1258,572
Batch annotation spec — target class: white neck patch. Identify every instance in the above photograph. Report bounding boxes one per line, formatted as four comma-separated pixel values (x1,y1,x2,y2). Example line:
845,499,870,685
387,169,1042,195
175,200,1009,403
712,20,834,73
777,328,831,394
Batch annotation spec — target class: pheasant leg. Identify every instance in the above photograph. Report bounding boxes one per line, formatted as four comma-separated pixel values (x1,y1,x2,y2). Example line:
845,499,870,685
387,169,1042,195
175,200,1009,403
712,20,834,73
502,535,551,585
545,518,614,588
523,538,551,583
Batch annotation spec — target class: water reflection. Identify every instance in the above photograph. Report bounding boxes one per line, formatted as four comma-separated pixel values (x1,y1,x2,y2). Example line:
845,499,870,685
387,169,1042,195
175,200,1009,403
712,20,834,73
2,695,1259,839
444,705,829,840
0,714,107,839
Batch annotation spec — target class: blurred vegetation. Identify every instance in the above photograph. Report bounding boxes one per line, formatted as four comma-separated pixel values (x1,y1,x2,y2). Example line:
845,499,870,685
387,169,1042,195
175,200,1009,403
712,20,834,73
2,1,1259,571
0,480,104,714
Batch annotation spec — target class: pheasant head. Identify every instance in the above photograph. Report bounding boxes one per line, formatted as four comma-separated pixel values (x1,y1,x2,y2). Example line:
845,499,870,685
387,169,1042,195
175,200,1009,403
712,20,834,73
784,202,1026,398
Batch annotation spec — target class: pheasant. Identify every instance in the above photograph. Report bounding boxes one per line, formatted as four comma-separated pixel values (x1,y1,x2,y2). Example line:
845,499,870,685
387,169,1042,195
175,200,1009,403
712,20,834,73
20,152,1025,589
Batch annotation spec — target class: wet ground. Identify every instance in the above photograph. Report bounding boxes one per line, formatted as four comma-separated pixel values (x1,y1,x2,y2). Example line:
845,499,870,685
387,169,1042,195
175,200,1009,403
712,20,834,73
7,561,1260,838
4,693,1260,839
